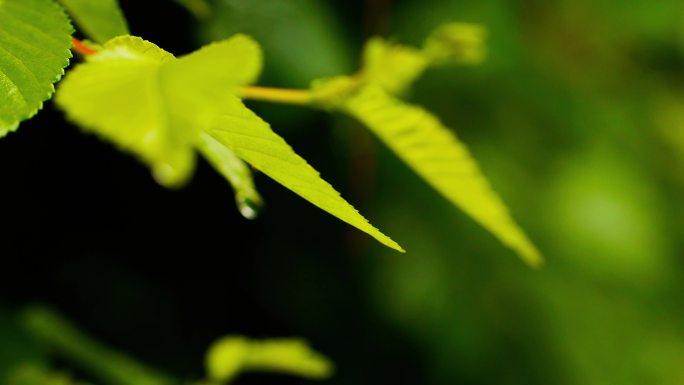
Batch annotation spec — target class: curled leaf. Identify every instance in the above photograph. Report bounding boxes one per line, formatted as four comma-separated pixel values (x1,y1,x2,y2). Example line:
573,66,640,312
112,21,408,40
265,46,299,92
206,336,333,383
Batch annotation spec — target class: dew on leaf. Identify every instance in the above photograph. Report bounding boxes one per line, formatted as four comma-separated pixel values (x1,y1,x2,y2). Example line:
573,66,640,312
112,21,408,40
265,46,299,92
236,193,262,220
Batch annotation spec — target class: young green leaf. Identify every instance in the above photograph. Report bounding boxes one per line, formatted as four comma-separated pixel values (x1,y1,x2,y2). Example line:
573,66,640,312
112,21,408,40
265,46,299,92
357,23,486,96
422,22,486,65
22,307,173,385
161,35,401,250
56,0,129,43
56,36,196,187
360,37,429,95
206,336,333,383
343,85,542,266
305,24,539,264
0,0,73,137
200,95,403,252
8,365,85,385
57,34,402,252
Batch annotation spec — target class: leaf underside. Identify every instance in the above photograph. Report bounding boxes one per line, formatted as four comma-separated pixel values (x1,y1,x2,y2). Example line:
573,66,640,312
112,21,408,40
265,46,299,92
56,36,194,187
0,0,73,136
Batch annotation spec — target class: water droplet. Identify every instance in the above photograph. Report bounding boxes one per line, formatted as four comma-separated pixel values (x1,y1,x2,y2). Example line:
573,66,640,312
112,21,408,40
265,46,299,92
236,194,262,220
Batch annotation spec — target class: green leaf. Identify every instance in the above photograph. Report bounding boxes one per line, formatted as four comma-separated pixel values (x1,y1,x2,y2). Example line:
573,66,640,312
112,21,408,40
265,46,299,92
8,365,87,385
343,85,542,266
206,336,333,383
199,0,354,87
307,23,538,264
422,22,487,65
0,0,73,136
200,95,403,252
197,132,263,219
56,0,129,43
161,34,263,98
56,36,195,187
360,37,429,95
21,307,173,385
57,34,401,251
357,24,486,96
164,35,400,249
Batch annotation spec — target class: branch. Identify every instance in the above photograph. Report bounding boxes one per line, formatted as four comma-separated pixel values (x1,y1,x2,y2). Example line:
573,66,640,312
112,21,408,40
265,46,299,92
71,38,97,56
238,86,314,106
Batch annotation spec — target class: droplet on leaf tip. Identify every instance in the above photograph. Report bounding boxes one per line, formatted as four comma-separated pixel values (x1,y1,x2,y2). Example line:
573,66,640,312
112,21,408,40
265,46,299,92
236,194,262,220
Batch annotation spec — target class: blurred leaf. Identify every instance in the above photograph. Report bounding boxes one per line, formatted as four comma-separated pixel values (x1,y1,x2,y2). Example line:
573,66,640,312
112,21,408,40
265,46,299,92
360,37,429,95
342,85,541,266
393,0,524,72
358,24,486,95
0,310,46,384
55,35,195,188
8,365,90,385
56,0,128,43
422,23,486,65
306,23,540,264
0,0,72,137
206,336,333,383
21,307,172,385
198,0,353,87
57,34,401,251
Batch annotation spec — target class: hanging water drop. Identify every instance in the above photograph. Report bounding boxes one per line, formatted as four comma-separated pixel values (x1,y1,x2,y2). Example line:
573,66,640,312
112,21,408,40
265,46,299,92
236,193,262,220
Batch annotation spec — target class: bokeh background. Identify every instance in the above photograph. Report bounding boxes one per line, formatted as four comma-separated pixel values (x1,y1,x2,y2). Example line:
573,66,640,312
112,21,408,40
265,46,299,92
3,0,684,384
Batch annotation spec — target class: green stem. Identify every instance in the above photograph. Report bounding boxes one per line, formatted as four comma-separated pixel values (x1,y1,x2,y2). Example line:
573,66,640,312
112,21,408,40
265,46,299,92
21,307,175,385
238,86,314,106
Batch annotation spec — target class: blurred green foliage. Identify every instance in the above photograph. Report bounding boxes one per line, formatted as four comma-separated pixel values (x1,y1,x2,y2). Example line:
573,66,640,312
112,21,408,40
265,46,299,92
4,0,684,384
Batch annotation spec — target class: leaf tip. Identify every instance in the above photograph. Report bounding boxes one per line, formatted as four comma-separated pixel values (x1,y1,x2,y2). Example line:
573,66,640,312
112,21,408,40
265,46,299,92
375,234,405,253
513,241,544,269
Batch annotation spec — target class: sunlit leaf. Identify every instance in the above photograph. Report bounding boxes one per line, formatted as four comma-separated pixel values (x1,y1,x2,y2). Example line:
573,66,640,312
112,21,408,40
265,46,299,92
360,37,429,95
57,34,401,251
164,35,400,250
201,95,403,251
343,85,542,266
56,0,129,43
0,0,72,137
206,335,333,383
56,36,195,187
422,22,486,65
358,23,486,95
308,23,538,264
161,34,263,98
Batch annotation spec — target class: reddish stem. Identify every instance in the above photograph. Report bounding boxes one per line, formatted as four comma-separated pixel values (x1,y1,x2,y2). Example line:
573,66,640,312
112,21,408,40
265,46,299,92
72,38,96,56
